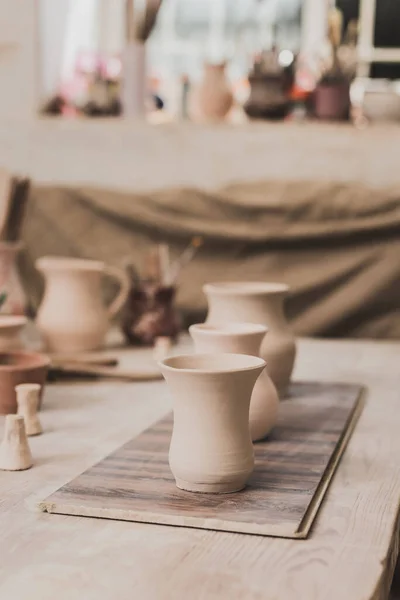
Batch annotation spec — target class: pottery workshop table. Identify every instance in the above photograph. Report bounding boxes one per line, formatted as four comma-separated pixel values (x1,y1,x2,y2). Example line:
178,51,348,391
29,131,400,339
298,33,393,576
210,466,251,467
0,337,399,600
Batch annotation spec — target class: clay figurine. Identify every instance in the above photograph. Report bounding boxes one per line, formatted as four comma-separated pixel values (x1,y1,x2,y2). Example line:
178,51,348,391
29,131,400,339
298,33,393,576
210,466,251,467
0,414,33,470
16,383,42,436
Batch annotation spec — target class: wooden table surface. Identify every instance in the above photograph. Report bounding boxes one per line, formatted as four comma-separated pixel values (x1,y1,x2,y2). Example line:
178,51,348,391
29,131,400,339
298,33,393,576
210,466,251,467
0,337,399,600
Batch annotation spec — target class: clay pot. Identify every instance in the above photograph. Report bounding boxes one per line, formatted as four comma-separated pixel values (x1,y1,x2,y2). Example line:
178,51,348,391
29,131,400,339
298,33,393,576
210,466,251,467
0,351,49,415
160,353,265,493
313,81,350,121
0,242,27,315
36,257,130,353
189,323,279,442
0,315,27,351
191,63,233,122
244,74,291,120
203,282,296,396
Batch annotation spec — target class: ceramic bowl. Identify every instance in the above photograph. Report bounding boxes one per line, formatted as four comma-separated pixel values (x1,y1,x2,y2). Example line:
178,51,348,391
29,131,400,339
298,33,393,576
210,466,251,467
0,351,50,414
0,315,28,351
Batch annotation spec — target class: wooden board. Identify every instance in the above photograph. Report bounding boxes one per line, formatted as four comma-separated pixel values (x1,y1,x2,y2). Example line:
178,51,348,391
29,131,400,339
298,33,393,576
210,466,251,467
40,382,364,539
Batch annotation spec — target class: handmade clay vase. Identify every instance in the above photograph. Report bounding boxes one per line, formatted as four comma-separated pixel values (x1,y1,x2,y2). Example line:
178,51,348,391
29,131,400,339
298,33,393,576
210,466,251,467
0,242,27,315
36,257,130,353
0,315,27,351
189,323,279,442
160,353,265,493
0,351,49,414
191,62,233,122
203,282,296,396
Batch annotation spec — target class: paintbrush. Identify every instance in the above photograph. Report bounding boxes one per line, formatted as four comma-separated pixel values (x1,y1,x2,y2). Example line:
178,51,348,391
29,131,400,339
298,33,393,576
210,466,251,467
5,177,31,242
158,243,171,285
169,236,203,283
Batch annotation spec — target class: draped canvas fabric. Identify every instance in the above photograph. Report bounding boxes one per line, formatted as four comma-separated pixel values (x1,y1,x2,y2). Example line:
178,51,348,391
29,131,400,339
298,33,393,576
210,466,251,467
21,180,400,339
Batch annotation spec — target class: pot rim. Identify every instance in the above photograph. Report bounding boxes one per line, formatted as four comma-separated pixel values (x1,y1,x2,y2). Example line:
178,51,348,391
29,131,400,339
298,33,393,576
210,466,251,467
189,323,267,337
0,351,50,372
160,352,265,375
36,256,104,273
0,315,28,330
203,281,289,296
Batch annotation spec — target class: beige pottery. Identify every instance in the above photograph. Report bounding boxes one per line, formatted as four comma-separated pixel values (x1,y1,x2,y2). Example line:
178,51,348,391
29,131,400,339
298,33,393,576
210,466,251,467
160,352,265,493
36,257,130,353
0,316,27,351
191,63,233,122
203,282,296,396
189,323,279,442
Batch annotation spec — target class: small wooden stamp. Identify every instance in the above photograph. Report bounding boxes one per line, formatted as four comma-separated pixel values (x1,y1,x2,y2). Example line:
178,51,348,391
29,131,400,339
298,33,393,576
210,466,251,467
0,414,33,471
16,383,42,436
153,336,172,361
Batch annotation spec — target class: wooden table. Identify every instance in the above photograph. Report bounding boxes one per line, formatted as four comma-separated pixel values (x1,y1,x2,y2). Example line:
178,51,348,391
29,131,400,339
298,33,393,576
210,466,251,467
0,338,399,600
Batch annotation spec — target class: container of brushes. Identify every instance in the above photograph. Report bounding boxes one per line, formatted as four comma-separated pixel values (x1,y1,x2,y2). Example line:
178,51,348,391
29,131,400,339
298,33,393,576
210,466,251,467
121,0,163,118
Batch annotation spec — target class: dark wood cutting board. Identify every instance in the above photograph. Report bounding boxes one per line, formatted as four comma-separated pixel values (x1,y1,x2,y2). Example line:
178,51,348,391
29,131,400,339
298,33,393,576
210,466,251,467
40,382,364,539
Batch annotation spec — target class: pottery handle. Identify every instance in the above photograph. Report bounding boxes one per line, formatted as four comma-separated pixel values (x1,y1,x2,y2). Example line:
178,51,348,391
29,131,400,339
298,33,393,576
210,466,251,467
103,266,130,318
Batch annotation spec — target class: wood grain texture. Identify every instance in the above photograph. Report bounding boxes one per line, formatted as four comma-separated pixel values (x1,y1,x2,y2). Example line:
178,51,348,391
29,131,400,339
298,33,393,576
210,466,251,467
0,338,399,600
40,382,364,539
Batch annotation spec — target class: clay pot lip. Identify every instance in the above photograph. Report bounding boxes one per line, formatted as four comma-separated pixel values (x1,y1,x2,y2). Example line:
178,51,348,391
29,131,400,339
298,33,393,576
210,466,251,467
203,281,289,296
0,241,24,252
0,315,28,330
160,352,266,375
0,351,50,372
189,323,267,337
36,256,104,273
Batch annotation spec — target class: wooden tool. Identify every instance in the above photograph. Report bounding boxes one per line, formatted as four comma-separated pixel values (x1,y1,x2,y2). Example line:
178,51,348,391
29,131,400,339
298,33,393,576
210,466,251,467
16,383,42,436
0,415,33,471
49,362,163,382
50,353,119,368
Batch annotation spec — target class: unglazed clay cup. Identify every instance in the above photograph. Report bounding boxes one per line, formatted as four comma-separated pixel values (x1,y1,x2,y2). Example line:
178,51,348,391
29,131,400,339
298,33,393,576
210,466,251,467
189,323,279,442
160,352,265,494
0,316,28,351
0,351,49,414
203,282,296,396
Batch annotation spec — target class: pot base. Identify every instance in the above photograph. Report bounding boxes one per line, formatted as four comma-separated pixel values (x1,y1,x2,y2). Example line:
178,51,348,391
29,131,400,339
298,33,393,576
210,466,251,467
175,478,246,494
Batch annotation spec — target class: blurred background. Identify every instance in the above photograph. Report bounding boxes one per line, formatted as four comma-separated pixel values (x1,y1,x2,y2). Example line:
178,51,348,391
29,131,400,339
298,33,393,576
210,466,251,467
0,0,398,344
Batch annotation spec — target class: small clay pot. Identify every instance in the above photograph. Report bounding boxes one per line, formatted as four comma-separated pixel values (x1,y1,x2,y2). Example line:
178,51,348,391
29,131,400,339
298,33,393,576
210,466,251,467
0,351,49,415
203,282,296,396
189,323,279,442
0,316,28,351
160,352,265,493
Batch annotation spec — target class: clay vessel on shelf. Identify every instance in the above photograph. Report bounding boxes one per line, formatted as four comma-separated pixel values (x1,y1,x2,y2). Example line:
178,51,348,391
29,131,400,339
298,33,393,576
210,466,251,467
0,315,27,351
159,353,265,493
203,282,296,396
189,323,279,442
191,63,233,122
36,257,130,353
0,351,49,415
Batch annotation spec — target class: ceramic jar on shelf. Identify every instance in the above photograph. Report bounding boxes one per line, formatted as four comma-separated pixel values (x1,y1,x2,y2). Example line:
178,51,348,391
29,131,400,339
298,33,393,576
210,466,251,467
190,62,233,122
160,353,265,493
203,282,296,396
189,323,279,442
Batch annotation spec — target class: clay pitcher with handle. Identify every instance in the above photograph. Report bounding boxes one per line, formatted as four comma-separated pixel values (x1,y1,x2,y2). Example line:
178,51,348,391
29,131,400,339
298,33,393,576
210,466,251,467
203,282,296,396
36,257,130,353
